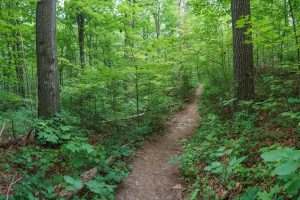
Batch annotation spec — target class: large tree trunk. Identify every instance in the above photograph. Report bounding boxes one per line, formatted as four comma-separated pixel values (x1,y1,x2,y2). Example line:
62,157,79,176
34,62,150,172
77,13,85,70
287,0,300,97
231,0,255,106
36,0,60,119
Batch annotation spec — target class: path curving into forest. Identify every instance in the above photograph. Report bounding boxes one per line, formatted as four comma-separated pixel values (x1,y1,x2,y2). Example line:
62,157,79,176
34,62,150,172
116,85,203,200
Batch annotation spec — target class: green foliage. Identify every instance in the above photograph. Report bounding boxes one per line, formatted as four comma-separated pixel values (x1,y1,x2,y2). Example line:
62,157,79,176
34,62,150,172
63,175,83,191
261,147,300,197
0,108,34,137
35,117,73,145
179,71,299,199
61,137,105,169
1,0,299,198
86,176,115,199
11,172,57,200
240,187,263,200
0,93,23,111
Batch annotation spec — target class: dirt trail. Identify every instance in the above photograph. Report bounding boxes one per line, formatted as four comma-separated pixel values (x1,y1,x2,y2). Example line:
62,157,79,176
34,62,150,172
116,85,203,200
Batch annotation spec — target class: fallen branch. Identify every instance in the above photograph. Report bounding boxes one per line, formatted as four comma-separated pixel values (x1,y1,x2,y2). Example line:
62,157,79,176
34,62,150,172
26,130,36,144
5,175,23,200
11,120,18,145
127,113,145,120
0,122,5,141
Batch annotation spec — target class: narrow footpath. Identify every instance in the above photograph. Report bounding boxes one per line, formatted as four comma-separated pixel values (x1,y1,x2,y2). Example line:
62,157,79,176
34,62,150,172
116,85,203,200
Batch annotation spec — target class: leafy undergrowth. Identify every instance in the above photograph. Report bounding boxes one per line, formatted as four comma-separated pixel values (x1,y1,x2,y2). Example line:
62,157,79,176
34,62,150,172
0,87,196,200
179,73,299,199
0,116,151,199
0,114,123,200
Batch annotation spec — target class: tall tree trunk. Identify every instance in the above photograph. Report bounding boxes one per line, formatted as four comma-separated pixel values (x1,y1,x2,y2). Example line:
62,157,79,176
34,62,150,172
231,0,255,107
77,13,85,70
280,0,289,63
153,3,162,60
13,42,25,97
287,0,300,96
288,0,300,63
88,23,93,65
153,3,161,39
5,40,12,93
36,0,60,119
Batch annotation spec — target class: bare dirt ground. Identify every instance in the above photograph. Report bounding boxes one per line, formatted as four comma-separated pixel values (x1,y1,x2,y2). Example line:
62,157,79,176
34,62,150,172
116,85,203,200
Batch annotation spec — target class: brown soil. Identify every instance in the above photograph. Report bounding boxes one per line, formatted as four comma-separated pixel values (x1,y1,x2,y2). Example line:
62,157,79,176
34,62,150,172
116,85,203,200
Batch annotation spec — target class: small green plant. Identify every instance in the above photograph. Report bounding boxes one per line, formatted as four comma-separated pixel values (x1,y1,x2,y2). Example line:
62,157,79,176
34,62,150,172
261,147,300,198
86,176,115,198
11,171,57,200
239,186,263,200
63,175,83,191
35,118,72,145
60,137,105,169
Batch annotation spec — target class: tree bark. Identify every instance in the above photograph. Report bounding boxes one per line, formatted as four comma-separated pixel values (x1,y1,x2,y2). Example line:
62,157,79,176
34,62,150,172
36,0,60,119
77,13,85,70
153,3,161,39
280,0,289,63
287,0,300,97
13,42,25,98
231,0,255,106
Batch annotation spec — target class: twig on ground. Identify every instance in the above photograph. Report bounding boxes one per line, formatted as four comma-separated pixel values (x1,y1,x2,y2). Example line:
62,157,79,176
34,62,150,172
26,129,35,144
11,120,18,145
5,175,23,200
0,122,5,141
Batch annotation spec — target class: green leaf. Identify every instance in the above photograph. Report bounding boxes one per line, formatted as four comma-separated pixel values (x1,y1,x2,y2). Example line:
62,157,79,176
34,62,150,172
274,160,299,176
261,150,288,162
258,185,281,200
204,162,222,172
288,150,300,161
63,175,74,184
229,156,247,166
53,174,63,184
63,176,83,190
73,180,83,190
81,143,94,153
203,165,214,171
61,133,71,140
217,147,226,152
60,125,71,132
284,178,300,194
65,141,78,153
86,180,105,194
278,173,297,181
211,162,222,167
45,134,59,143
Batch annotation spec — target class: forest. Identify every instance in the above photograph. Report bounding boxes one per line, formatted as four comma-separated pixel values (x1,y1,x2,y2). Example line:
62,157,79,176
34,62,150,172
0,0,299,199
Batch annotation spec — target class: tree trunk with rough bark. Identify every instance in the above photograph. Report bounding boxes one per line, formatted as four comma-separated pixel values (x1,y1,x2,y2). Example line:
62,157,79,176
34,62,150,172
36,0,60,119
287,0,300,97
231,0,255,107
13,42,25,97
77,13,85,70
